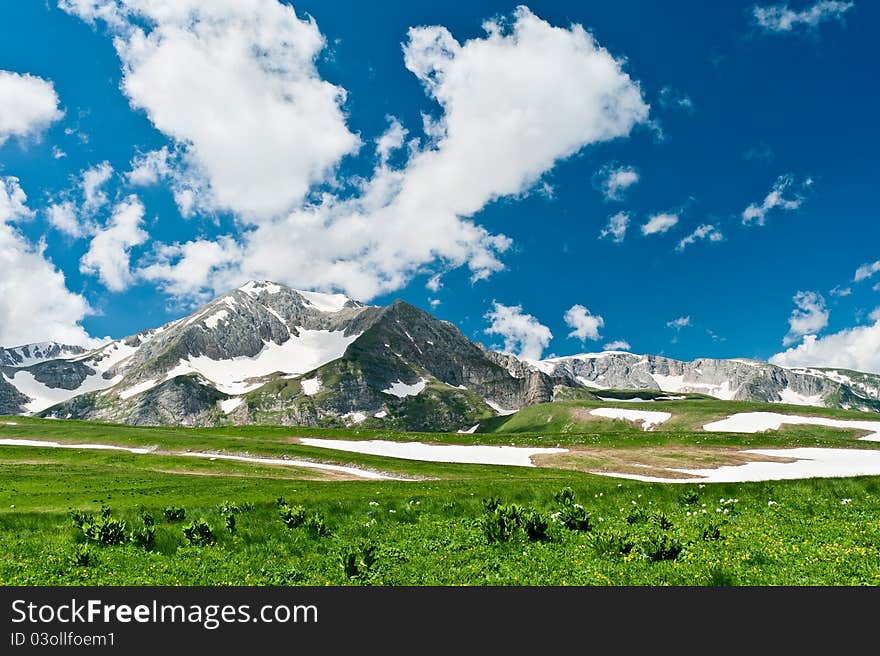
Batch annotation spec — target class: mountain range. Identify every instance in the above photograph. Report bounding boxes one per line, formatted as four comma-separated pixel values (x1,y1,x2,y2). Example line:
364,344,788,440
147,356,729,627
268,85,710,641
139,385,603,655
1,281,878,430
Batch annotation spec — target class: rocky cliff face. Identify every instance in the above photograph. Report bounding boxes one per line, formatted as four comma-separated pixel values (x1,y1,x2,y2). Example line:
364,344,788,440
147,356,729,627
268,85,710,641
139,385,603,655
2,281,879,428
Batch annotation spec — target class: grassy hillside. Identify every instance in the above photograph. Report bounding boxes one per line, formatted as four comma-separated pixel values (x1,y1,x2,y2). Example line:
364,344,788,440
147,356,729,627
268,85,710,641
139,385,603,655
2,398,880,585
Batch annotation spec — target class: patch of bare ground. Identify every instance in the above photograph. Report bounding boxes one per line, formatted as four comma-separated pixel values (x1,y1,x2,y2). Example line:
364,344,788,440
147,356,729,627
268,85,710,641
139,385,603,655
532,445,797,479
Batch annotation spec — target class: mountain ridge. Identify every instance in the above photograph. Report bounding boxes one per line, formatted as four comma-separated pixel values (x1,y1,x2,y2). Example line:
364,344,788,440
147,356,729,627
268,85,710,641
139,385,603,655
2,280,879,429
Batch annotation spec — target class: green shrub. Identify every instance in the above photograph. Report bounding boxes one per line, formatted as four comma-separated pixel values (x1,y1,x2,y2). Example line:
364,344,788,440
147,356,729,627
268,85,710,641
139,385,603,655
591,528,637,557
523,510,551,542
679,489,700,506
305,513,330,537
558,503,591,532
483,503,525,543
625,506,649,525
163,506,186,522
652,512,674,531
640,530,684,562
553,487,575,506
219,500,241,533
131,524,156,551
70,543,96,567
141,511,155,528
182,519,215,546
78,508,127,545
341,541,378,580
279,504,307,529
483,496,502,513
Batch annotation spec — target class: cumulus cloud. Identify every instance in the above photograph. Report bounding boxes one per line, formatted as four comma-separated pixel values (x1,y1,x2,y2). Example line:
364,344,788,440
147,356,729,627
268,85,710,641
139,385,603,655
595,163,639,201
641,212,679,236
45,162,117,239
770,312,880,374
81,161,114,214
127,147,172,186
0,70,64,146
742,174,808,225
676,224,723,252
375,117,408,164
782,290,829,346
80,196,149,292
0,177,96,347
753,1,854,33
854,260,880,283
829,285,851,297
138,236,243,303
116,6,649,301
603,339,631,351
564,304,604,341
485,301,553,361
598,211,630,243
61,0,361,221
667,316,691,329
425,274,443,293
45,200,83,238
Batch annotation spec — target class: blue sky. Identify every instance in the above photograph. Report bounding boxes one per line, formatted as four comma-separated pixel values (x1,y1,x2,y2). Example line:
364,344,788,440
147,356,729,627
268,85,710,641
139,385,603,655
0,0,878,371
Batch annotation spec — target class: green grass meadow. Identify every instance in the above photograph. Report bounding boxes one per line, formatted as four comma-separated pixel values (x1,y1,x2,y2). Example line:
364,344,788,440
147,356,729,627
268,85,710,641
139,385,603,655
2,398,880,586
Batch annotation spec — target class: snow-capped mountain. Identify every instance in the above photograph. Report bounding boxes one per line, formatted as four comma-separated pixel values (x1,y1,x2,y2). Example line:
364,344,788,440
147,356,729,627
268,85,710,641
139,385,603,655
532,352,880,412
1,281,879,428
0,342,87,368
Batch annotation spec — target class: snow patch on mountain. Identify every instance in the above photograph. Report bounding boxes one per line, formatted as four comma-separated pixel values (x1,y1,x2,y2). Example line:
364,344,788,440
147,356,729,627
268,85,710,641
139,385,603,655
589,407,672,430
383,378,428,398
703,412,880,441
300,376,320,396
219,397,243,414
164,329,360,395
298,289,351,313
9,370,122,413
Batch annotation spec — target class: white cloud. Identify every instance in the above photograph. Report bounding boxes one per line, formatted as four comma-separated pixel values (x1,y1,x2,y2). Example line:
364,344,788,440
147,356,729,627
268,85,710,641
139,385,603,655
0,177,96,347
138,236,243,303
485,301,553,361
829,285,851,297
45,200,84,238
641,213,679,236
0,70,64,146
564,304,604,341
782,290,829,346
603,339,631,351
428,298,441,309
375,117,408,164
52,146,67,159
753,1,854,33
425,273,443,293
742,174,807,225
658,86,694,113
81,161,114,214
676,223,723,252
132,6,649,301
127,147,172,186
80,195,149,292
667,316,691,329
854,260,880,283
61,0,361,221
770,313,880,374
595,163,639,201
599,211,630,243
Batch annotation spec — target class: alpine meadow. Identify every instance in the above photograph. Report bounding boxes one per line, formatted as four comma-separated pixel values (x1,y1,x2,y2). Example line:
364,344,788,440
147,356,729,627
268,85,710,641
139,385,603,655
1,0,878,590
